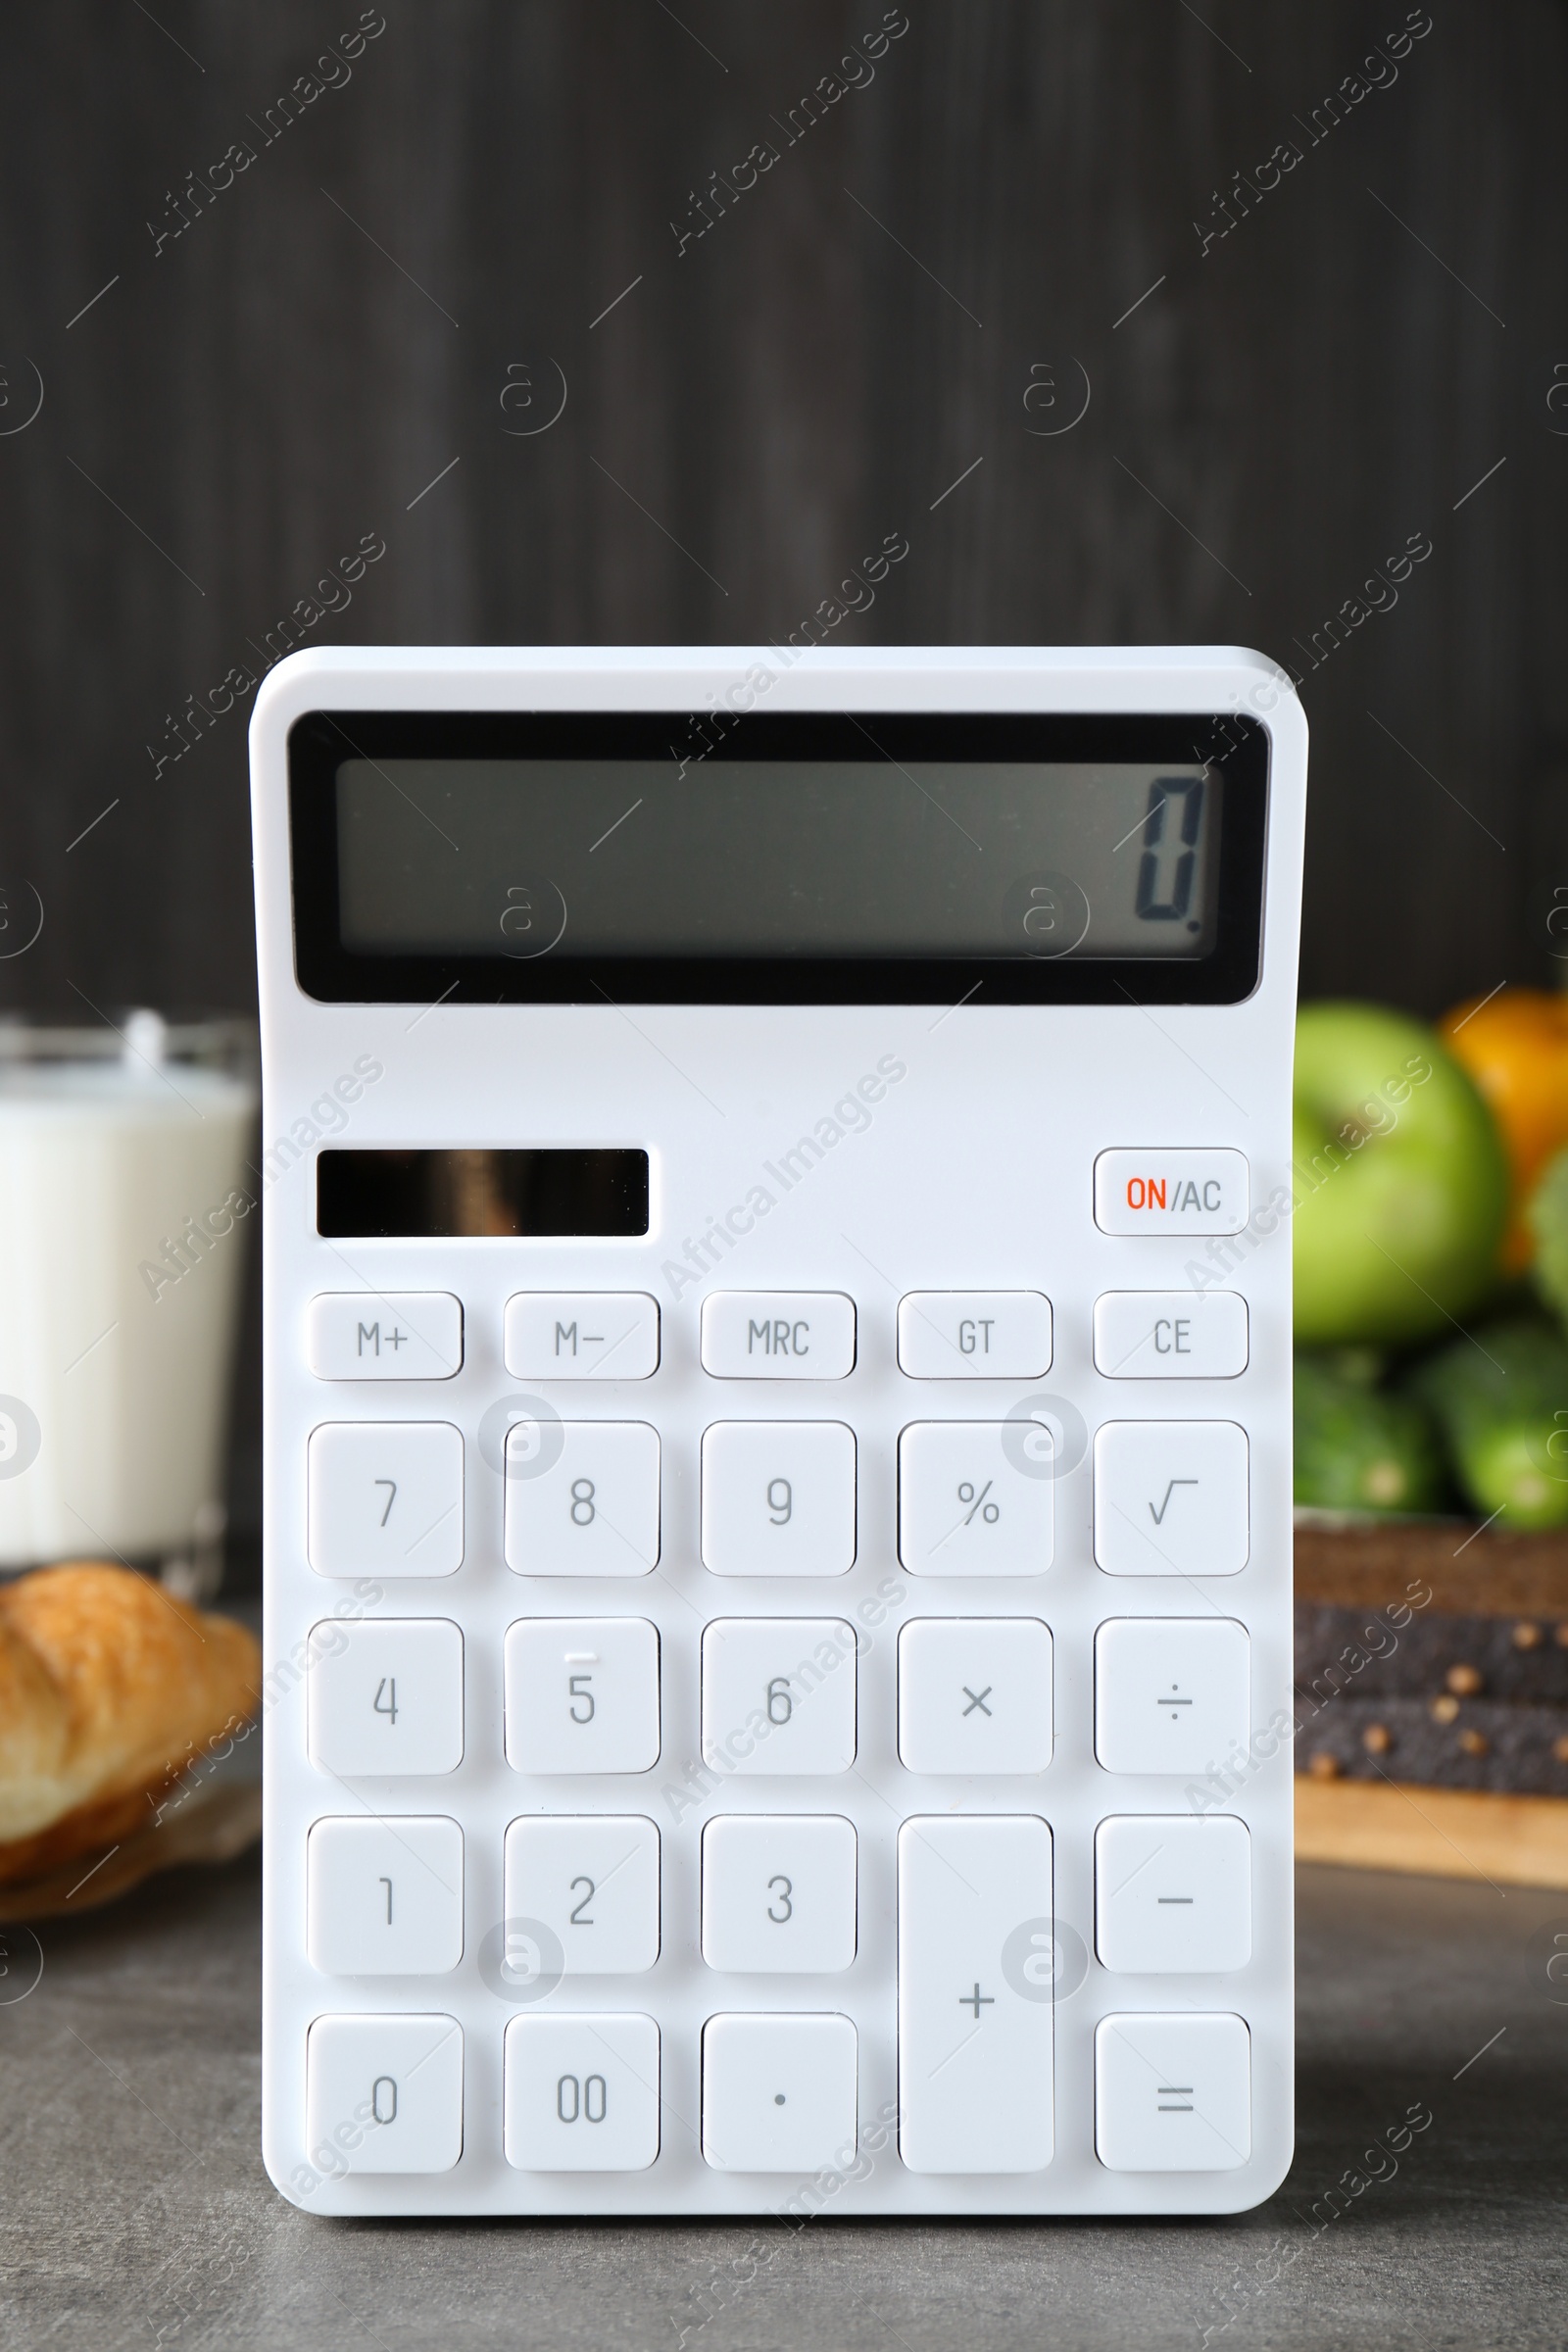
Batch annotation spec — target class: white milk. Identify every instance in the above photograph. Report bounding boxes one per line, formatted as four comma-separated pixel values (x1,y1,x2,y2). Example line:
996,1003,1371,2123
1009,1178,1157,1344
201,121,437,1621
0,1022,257,1569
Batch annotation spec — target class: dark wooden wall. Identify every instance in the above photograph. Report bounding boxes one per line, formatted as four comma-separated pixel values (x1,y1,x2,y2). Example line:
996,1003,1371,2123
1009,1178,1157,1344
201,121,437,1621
0,2,1563,1570
2,0,1565,1021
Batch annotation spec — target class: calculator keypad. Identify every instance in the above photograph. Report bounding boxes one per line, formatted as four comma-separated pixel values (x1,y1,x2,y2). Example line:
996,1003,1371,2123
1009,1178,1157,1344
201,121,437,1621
290,1254,1275,2200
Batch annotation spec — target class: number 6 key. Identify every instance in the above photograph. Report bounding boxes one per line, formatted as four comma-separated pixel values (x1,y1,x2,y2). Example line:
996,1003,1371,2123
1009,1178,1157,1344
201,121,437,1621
700,1619,858,1776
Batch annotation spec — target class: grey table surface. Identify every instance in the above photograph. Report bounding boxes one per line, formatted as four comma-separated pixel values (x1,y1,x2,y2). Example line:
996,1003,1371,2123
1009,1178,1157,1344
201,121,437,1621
2,1856,1564,2352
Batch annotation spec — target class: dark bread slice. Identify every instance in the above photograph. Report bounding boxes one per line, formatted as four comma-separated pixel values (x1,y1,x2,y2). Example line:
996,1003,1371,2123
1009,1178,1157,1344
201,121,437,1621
1297,1694,1568,1796
1296,1595,1568,1704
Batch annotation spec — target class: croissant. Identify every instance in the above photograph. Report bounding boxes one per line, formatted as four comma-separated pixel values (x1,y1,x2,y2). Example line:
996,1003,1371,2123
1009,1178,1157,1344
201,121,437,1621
0,1563,262,1886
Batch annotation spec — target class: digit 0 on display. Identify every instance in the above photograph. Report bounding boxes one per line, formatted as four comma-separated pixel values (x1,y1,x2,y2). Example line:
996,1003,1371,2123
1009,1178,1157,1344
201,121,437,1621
254,646,1304,2218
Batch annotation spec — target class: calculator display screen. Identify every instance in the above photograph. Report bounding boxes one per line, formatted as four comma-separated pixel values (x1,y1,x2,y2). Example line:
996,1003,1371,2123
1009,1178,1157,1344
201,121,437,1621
289,711,1267,1004
335,761,1219,960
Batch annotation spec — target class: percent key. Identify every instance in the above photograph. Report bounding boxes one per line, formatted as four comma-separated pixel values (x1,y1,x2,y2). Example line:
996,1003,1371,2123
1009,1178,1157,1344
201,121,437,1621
898,1425,1054,1578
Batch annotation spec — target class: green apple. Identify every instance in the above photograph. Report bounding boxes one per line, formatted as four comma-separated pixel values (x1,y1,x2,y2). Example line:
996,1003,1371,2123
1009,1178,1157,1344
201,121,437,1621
1293,1003,1508,1344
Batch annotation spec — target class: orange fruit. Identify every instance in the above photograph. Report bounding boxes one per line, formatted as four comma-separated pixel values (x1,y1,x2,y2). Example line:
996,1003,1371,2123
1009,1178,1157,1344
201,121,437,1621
1440,988,1568,1271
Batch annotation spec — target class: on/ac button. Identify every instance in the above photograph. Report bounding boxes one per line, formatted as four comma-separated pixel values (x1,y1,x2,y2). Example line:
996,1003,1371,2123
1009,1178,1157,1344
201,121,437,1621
1094,1150,1249,1237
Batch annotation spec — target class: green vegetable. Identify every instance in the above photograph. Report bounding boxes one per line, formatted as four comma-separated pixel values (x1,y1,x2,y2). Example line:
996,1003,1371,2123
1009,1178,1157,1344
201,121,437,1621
1529,1145,1568,1332
1293,1002,1508,1345
1294,1351,1447,1514
1411,1317,1568,1529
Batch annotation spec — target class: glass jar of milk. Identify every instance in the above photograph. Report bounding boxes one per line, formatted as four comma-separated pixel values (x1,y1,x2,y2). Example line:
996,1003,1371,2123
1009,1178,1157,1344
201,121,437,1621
0,1011,258,1594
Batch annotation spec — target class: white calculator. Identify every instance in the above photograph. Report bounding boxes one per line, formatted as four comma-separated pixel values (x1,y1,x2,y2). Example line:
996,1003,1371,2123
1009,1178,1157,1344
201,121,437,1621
250,644,1305,2218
